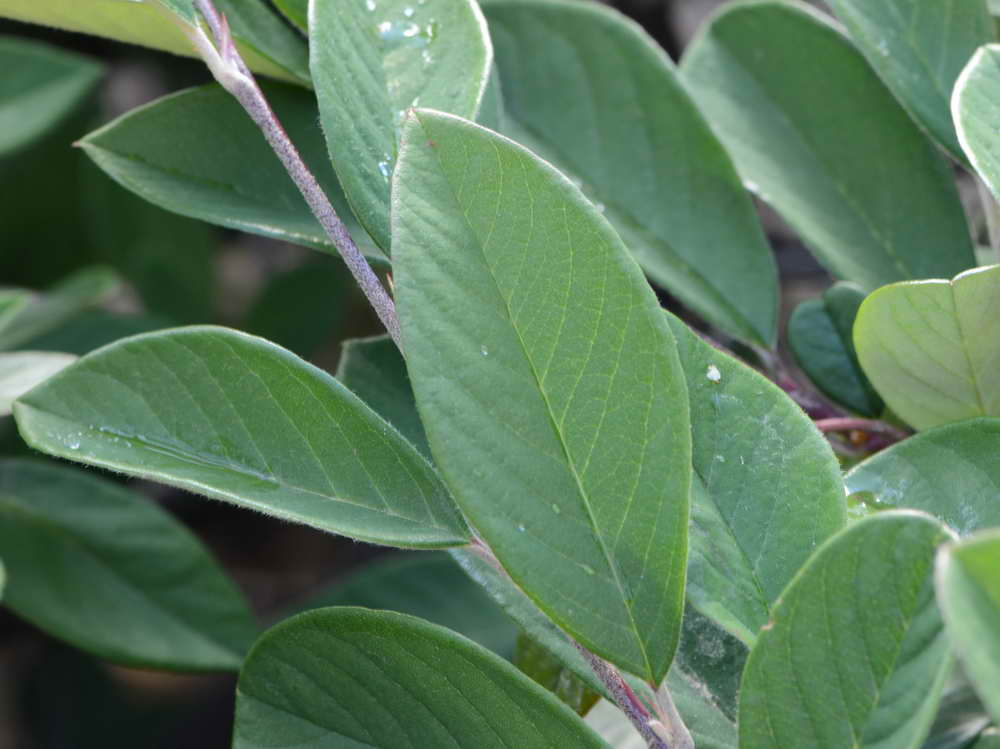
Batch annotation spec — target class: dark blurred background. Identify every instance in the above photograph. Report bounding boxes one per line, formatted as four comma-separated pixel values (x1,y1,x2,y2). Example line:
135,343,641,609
0,1,843,747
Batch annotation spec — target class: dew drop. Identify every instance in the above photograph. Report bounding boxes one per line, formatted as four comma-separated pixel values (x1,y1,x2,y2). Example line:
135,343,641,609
366,0,376,10
66,435,80,450
551,503,561,515
480,345,489,357
377,159,392,180
581,564,596,576
403,5,415,16
594,202,605,213
517,524,526,532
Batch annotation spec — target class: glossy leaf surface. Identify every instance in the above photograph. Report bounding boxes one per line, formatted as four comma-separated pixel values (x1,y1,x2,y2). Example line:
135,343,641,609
80,84,380,258
955,45,1000,201
826,0,992,163
393,109,691,682
788,282,884,417
854,265,1000,430
847,418,1000,535
233,608,606,748
0,459,255,670
486,0,777,346
740,512,954,749
681,0,975,289
936,529,1000,723
668,313,845,646
0,36,102,156
13,327,468,548
310,0,492,250
0,352,76,416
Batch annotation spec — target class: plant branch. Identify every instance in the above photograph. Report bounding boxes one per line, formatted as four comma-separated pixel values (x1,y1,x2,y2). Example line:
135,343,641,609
181,0,402,348
814,417,908,442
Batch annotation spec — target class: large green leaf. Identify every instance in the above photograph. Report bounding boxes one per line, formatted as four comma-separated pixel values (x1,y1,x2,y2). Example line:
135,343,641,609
310,0,493,250
0,0,308,83
854,264,1000,430
0,458,256,670
233,608,606,748
788,282,884,417
0,36,102,157
826,0,992,164
0,352,76,416
13,326,469,548
740,512,955,749
667,313,845,646
281,552,518,658
484,0,777,347
0,266,121,352
936,529,1000,724
80,83,381,258
846,418,1000,535
20,310,170,356
393,109,691,682
680,0,975,290
955,45,1000,201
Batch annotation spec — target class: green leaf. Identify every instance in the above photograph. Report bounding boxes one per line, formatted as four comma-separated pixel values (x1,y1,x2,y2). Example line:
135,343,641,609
977,729,1000,749
667,313,846,646
281,552,518,658
0,0,306,83
20,310,170,356
0,352,76,416
0,36,102,156
393,109,692,682
740,512,955,749
788,282,884,417
826,0,992,164
854,264,1000,430
0,266,121,352
955,45,1000,202
846,418,1000,535
233,608,607,748
936,529,1000,724
0,458,256,670
485,0,777,347
336,334,430,458
514,634,600,715
310,0,493,250
680,0,975,290
13,326,469,549
272,0,307,32
80,83,381,259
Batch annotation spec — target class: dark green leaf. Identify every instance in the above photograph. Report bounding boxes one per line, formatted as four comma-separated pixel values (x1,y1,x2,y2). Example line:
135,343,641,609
0,458,256,670
282,552,518,658
976,729,1000,748
310,0,493,249
854,265,1000,430
680,0,975,289
936,529,1000,723
826,0,992,163
846,418,1000,535
21,310,171,356
740,512,955,749
233,608,606,748
393,109,691,682
13,326,468,548
485,0,778,346
0,352,76,416
0,36,102,156
788,282,884,416
515,634,600,715
80,83,381,258
272,0,307,32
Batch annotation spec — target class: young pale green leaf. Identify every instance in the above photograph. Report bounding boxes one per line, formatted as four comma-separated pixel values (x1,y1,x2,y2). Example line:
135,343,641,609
667,313,845,646
740,512,955,749
955,45,1000,201
0,458,256,670
310,0,493,250
847,418,1000,535
936,529,1000,724
0,352,76,416
0,0,306,83
680,0,975,290
0,266,121,352
0,36,102,156
336,334,429,458
485,0,777,347
854,265,1000,430
13,326,469,549
80,83,380,258
233,608,606,748
826,0,992,164
393,109,692,682
788,282,884,417
281,552,518,658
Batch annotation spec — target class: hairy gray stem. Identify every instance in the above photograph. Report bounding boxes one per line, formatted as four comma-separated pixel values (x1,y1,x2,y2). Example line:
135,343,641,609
183,0,402,348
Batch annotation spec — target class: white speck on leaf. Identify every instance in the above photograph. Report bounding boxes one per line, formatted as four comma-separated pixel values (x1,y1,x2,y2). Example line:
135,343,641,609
706,364,722,382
